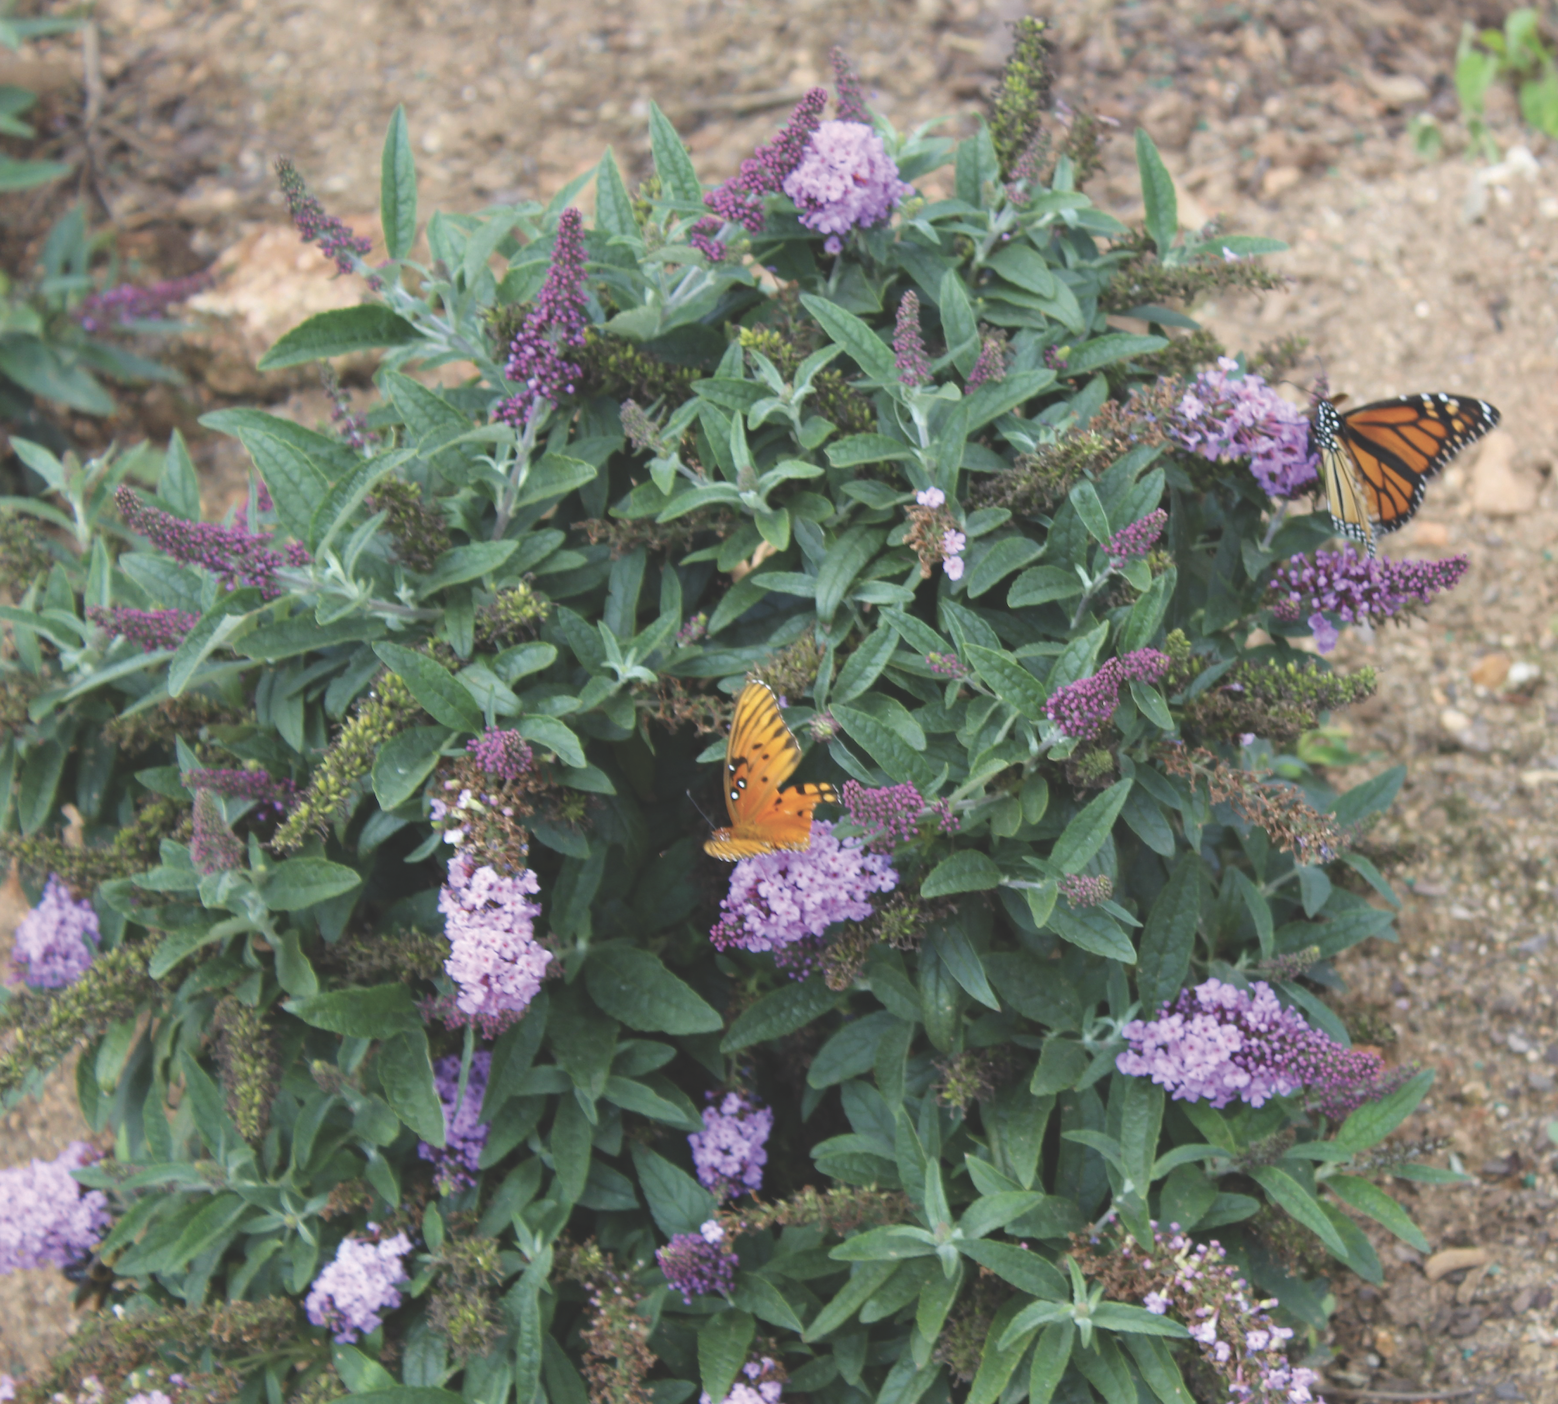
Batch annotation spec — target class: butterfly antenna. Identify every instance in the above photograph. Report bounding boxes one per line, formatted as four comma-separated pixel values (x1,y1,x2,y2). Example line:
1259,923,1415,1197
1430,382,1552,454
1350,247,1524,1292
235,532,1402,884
685,789,717,829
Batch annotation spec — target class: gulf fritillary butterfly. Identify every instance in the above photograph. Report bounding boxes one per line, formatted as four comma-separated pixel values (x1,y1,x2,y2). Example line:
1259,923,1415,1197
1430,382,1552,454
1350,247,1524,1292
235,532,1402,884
704,680,837,861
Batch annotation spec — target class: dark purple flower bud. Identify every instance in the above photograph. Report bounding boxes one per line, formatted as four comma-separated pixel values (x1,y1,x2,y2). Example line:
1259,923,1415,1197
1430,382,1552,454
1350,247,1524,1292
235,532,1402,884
893,292,931,388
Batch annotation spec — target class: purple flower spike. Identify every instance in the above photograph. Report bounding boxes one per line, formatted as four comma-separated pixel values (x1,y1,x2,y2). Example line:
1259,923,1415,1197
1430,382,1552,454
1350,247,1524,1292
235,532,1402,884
966,333,1008,390
831,47,870,124
12,876,99,989
782,121,911,240
438,854,550,1035
658,1222,737,1302
276,157,373,277
841,780,928,852
114,487,307,600
88,606,199,652
1117,977,1401,1116
703,88,831,240
0,1142,111,1272
418,1052,492,1194
1045,649,1171,740
1105,508,1167,562
76,272,209,334
1269,548,1469,634
305,1232,413,1342
893,291,931,388
689,1092,773,1200
1171,357,1317,499
710,821,897,974
497,208,590,428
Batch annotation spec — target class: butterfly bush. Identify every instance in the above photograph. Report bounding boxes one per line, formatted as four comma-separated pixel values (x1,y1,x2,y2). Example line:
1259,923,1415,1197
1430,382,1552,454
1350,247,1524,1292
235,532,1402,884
689,1092,773,1199
710,822,897,965
1173,357,1317,499
11,875,98,988
305,1232,413,1342
0,1142,111,1273
0,24,1468,1400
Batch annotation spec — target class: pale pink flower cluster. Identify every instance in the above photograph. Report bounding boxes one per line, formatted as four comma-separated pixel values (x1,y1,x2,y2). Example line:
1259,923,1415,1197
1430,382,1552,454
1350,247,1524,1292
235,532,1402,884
438,853,550,1034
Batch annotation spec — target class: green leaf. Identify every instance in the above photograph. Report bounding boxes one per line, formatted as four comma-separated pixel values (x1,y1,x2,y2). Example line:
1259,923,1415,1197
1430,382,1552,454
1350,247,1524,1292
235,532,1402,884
1327,1174,1430,1253
629,1142,716,1237
165,1192,249,1271
930,924,999,1010
374,642,483,732
1334,1068,1433,1151
1047,903,1135,963
263,858,362,911
831,627,897,705
158,431,201,520
1048,779,1132,873
1135,853,1200,1014
1121,568,1175,652
601,1075,701,1131
513,453,599,510
963,643,1046,720
1329,765,1405,828
378,1029,445,1145
1028,1322,1075,1404
1008,565,1081,608
957,1238,1066,1298
986,244,1056,297
939,268,980,374
167,589,263,697
815,526,886,625
1069,479,1112,545
808,1011,903,1088
833,703,933,787
372,726,449,810
827,433,917,468
257,305,422,370
964,537,1044,599
418,540,519,596
380,105,418,260
596,148,637,239
647,101,702,204
586,946,723,1035
514,716,586,770
699,1311,755,1404
1062,333,1169,376
730,1273,806,1333
1135,127,1178,256
1248,1164,1348,1258
921,850,1001,898
284,983,422,1038
335,1388,462,1404
803,1261,898,1341
970,1297,1039,1404
722,978,835,1052
799,293,897,382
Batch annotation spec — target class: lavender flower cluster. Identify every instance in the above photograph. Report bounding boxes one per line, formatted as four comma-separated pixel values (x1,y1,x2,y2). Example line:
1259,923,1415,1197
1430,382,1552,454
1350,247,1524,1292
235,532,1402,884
1127,1225,1324,1403
689,1092,773,1200
438,853,550,1034
657,1219,737,1302
841,780,956,851
115,487,309,599
782,120,910,252
467,726,533,781
1171,357,1317,500
1045,649,1171,740
1105,507,1167,563
1268,548,1470,653
710,822,897,967
418,1052,491,1193
88,606,199,652
1117,977,1396,1116
0,1142,111,1273
11,875,98,988
497,207,590,427
304,1231,413,1342
910,487,965,581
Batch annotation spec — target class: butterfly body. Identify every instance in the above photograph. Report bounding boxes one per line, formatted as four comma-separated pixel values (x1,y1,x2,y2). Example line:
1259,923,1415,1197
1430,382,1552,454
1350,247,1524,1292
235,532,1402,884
1310,392,1499,556
704,680,837,861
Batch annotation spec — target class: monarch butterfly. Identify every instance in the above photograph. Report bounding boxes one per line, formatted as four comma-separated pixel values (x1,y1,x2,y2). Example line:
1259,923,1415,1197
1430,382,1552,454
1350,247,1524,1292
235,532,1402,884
704,680,837,861
1310,392,1500,556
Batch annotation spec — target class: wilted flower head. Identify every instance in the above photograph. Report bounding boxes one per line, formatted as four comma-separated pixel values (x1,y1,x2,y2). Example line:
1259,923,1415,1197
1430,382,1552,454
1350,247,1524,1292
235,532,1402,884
305,1232,413,1342
11,875,98,988
689,1092,773,1200
0,1142,111,1273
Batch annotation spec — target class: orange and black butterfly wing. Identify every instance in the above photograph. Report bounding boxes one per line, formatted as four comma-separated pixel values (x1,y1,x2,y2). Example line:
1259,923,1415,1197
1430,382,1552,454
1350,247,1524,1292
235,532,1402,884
704,681,837,861
1338,394,1499,536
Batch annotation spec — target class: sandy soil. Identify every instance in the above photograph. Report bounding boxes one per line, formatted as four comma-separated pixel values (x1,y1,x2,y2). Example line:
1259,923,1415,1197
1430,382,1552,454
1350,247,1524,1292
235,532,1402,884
2,0,1557,1395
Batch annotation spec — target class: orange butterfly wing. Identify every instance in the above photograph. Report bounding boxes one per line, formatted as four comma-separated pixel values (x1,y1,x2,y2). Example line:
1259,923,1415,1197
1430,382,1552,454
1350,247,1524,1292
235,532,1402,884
1337,394,1499,536
704,680,838,861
